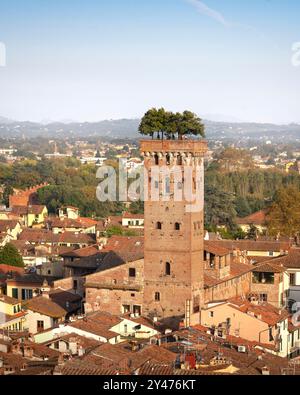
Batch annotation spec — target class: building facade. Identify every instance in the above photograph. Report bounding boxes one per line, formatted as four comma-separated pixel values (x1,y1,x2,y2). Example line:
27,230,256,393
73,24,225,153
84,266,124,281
140,139,207,324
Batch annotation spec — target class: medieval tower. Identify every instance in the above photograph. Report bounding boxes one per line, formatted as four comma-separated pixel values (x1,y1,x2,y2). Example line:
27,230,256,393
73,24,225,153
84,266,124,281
140,139,208,325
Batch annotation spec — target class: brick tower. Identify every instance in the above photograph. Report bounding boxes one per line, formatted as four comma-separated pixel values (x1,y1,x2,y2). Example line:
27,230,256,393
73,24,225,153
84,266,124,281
140,139,208,325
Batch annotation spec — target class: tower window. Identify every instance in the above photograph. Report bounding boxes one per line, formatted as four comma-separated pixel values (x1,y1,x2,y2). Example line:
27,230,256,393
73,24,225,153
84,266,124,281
156,222,162,230
154,154,159,165
177,155,183,165
129,268,136,278
155,292,161,302
165,177,170,194
165,262,171,276
175,222,181,231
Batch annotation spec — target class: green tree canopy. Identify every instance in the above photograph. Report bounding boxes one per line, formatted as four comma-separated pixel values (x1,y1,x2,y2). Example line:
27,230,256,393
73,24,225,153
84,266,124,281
138,108,169,139
204,184,237,229
139,108,205,140
267,186,300,237
0,243,24,268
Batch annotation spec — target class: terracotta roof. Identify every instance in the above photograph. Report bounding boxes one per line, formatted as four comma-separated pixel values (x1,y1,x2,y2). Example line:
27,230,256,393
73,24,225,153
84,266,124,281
49,289,81,313
11,205,46,216
122,212,144,219
104,235,143,252
68,311,121,339
227,297,290,326
138,362,173,375
24,295,67,319
19,229,95,245
22,340,60,359
7,273,57,286
236,210,267,226
60,245,100,258
48,217,97,229
170,327,291,375
0,351,28,370
204,241,230,256
211,240,291,253
252,261,286,274
47,333,101,351
0,220,20,232
0,264,24,275
204,262,253,288
84,342,176,373
270,248,300,269
56,362,118,375
0,295,20,305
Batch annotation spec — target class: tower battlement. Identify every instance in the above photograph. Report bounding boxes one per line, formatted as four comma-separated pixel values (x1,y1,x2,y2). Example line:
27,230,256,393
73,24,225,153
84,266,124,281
140,139,208,155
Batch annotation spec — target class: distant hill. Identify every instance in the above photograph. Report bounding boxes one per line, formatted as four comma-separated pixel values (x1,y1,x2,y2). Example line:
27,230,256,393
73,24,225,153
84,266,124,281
0,117,299,142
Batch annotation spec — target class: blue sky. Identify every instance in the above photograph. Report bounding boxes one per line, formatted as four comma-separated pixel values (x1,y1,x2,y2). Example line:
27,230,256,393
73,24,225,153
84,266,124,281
0,0,300,123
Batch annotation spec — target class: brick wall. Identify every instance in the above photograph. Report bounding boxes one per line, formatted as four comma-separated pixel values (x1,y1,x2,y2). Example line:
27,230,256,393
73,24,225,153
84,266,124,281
84,259,144,315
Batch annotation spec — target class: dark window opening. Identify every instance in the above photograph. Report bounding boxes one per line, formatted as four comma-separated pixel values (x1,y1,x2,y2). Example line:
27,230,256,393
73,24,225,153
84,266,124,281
154,154,159,165
175,222,181,231
156,222,162,230
129,268,136,278
165,262,171,276
290,273,296,286
37,320,44,333
155,292,160,302
166,154,170,165
253,272,274,285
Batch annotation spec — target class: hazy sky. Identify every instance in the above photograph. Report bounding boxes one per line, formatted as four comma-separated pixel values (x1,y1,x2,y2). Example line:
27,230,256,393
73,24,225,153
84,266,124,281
0,0,300,123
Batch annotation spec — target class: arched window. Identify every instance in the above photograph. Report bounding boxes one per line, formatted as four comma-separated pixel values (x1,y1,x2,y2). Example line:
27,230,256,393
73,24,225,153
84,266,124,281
154,154,159,165
166,154,171,165
156,222,162,230
175,222,181,231
165,262,171,276
155,292,160,301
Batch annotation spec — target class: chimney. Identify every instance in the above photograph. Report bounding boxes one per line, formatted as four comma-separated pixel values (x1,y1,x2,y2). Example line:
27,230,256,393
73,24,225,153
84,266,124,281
41,279,50,299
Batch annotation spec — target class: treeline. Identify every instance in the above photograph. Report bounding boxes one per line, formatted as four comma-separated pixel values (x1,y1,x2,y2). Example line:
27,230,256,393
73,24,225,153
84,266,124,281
0,158,125,218
1,158,300,224
205,169,300,219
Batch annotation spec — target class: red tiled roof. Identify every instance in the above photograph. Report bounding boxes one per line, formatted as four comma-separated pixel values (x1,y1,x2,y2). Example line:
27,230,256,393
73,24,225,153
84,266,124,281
0,264,24,275
24,296,67,318
60,245,100,258
104,236,143,253
204,241,230,256
252,261,286,273
211,240,291,252
270,248,300,269
69,311,121,339
122,212,144,219
227,297,289,326
204,262,253,288
236,210,268,226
